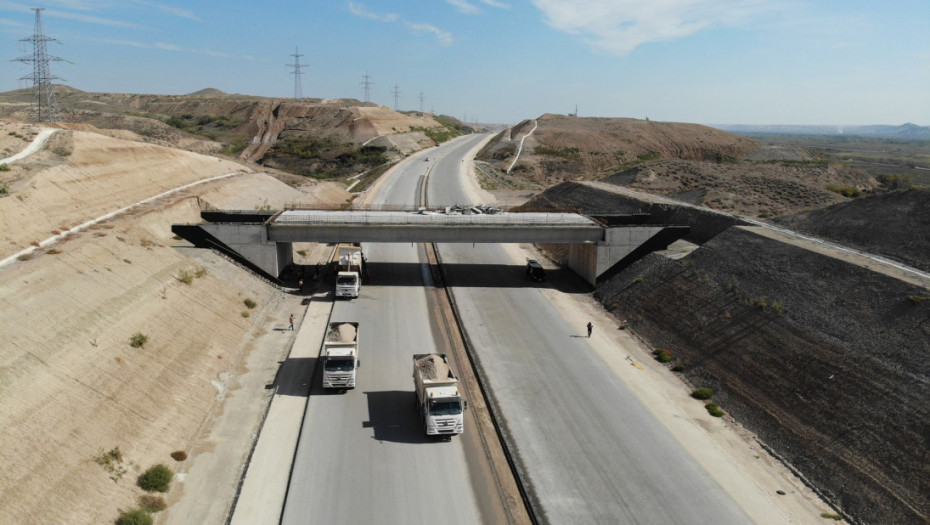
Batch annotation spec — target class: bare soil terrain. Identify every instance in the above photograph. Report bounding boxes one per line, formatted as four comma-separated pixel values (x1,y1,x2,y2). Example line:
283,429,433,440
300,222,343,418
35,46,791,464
478,114,880,219
0,121,345,524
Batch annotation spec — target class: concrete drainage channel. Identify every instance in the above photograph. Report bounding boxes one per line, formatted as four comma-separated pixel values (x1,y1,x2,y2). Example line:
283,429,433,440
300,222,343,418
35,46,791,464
425,242,538,525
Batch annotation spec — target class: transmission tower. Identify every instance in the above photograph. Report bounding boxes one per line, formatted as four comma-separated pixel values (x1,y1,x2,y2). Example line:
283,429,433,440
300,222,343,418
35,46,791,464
287,47,308,100
360,71,373,103
418,91,426,113
16,8,64,123
391,83,401,110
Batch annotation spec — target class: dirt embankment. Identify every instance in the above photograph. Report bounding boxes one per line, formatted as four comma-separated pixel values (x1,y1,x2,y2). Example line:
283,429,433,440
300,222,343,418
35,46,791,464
478,113,758,184
479,114,877,219
775,188,930,273
531,177,930,523
0,122,339,523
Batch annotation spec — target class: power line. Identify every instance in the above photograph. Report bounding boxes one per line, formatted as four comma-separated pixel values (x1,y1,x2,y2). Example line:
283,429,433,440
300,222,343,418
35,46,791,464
391,83,401,110
15,8,64,123
360,71,373,103
287,46,308,100
418,91,425,113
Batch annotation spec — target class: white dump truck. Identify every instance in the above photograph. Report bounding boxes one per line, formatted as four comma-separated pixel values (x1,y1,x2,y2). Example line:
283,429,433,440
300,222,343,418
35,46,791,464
412,353,466,436
334,243,363,298
321,322,360,389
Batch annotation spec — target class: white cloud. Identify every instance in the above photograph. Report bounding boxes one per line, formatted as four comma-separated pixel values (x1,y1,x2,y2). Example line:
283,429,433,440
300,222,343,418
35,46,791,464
86,36,256,60
131,0,200,22
348,2,397,22
480,0,511,9
446,0,510,14
46,9,145,29
447,0,481,15
531,0,769,55
405,21,453,46
349,2,452,46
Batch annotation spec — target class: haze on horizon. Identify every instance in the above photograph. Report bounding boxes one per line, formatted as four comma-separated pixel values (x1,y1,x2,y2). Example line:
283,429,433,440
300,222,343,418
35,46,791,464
1,0,928,127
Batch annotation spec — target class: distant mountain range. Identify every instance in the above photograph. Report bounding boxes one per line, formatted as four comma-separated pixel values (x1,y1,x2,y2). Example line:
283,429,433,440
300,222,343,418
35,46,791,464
713,123,930,139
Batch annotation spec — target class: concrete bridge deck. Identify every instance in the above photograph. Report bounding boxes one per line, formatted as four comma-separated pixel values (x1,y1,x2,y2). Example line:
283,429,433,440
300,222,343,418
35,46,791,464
174,209,688,286
268,210,605,244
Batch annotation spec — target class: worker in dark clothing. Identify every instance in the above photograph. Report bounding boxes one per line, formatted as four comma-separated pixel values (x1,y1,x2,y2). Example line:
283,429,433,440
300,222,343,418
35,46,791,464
587,322,593,338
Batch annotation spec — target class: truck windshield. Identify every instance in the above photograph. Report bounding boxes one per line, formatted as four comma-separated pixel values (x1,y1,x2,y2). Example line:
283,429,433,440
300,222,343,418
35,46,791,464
337,276,357,285
325,358,354,371
429,399,462,415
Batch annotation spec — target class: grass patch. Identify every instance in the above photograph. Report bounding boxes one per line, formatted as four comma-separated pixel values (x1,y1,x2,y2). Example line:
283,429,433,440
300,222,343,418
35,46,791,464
129,332,148,348
170,450,187,461
671,364,685,372
652,349,673,363
138,464,173,492
296,249,307,256
820,512,843,521
138,494,167,513
908,295,928,305
116,509,153,525
176,266,205,283
93,446,127,481
752,296,769,309
691,388,714,400
0,163,10,171
244,298,257,309
241,310,250,318
47,247,62,254
705,403,725,417
825,185,863,198
771,300,785,315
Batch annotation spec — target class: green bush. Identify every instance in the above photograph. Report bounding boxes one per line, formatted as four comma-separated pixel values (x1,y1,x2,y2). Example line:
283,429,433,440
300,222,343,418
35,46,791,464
138,464,173,492
0,163,10,171
705,403,724,417
671,364,685,372
908,295,928,305
1,184,9,195
652,349,673,363
243,298,257,309
115,509,152,525
820,512,843,521
241,311,250,318
129,332,148,348
691,388,714,400
752,296,768,309
138,494,167,513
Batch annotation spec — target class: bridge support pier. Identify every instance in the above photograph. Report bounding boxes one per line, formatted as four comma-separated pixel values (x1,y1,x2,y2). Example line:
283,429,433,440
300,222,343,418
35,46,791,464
568,226,688,286
198,223,293,280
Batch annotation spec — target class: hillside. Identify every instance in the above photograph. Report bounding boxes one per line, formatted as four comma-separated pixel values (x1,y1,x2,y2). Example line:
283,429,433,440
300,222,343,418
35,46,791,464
522,180,930,524
774,188,930,272
0,87,473,181
477,113,877,218
0,121,348,523
478,113,757,183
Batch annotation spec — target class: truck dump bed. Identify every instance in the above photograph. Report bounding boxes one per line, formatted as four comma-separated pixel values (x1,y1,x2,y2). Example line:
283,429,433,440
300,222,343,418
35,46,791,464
413,353,455,382
325,322,358,344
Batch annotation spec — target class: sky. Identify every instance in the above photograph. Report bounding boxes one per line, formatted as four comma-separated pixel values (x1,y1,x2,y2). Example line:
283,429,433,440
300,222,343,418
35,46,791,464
1,0,928,126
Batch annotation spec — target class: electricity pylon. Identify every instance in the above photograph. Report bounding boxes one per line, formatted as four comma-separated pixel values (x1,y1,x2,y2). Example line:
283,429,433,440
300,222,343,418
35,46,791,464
15,8,64,123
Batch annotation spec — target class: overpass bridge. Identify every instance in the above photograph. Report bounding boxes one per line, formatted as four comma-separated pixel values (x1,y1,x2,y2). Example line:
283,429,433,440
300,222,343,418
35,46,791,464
173,208,688,286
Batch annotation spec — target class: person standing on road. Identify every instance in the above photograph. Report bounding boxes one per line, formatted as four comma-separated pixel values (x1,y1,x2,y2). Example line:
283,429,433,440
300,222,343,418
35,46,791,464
587,322,593,338
289,314,295,331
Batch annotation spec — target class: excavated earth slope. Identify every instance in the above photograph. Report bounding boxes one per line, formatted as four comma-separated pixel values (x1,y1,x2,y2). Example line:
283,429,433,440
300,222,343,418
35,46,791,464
528,180,930,524
0,122,346,523
775,188,930,272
